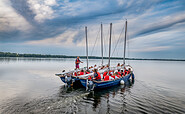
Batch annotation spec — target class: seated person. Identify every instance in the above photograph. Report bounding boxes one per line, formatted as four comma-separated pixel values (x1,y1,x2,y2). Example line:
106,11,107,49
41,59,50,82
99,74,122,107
86,70,90,74
111,73,119,79
103,71,108,77
127,68,131,74
74,72,77,76
117,63,121,70
120,70,124,77
93,69,101,81
88,75,93,80
104,75,114,81
109,70,114,76
118,69,121,75
115,72,121,78
80,69,84,75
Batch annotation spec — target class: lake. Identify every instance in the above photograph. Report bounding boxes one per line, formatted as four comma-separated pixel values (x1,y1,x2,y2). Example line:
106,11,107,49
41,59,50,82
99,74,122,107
0,57,185,113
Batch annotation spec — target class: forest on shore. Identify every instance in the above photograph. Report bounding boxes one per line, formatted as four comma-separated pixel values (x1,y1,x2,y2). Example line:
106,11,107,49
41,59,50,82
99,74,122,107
0,52,184,61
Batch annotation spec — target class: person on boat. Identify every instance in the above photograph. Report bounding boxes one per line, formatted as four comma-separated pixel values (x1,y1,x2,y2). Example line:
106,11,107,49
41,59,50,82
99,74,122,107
93,69,101,81
80,69,85,75
74,72,77,76
103,71,108,77
109,70,114,76
104,75,114,81
127,68,131,74
94,64,98,70
111,73,119,79
85,70,90,74
120,70,124,77
115,72,121,78
118,69,121,75
117,63,121,70
75,56,83,69
88,75,93,80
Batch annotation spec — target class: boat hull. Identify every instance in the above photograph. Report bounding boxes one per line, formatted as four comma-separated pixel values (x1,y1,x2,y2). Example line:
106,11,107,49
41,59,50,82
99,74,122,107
80,73,132,89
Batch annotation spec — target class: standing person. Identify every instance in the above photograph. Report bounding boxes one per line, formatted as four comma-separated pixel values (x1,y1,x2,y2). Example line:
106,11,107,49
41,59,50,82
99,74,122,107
75,56,83,69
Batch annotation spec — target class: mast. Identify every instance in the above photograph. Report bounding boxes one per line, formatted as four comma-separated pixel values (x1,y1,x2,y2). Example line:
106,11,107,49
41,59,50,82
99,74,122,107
123,20,127,65
101,23,103,65
108,23,112,70
85,26,89,70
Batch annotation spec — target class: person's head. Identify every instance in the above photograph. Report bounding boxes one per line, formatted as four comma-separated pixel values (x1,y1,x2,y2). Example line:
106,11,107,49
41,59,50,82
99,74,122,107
94,69,98,73
94,64,97,67
81,69,84,72
118,69,120,72
77,56,79,59
128,68,131,71
121,70,123,72
117,63,120,66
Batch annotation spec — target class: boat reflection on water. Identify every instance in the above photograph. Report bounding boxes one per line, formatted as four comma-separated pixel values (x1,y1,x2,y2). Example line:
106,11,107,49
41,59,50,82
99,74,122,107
79,80,135,113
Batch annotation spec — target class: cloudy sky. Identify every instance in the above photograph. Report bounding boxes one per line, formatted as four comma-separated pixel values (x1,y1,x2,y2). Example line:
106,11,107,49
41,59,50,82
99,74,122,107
0,0,185,59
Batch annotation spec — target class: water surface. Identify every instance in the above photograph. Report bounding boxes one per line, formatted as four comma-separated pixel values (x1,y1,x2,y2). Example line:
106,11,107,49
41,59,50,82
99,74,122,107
0,57,185,113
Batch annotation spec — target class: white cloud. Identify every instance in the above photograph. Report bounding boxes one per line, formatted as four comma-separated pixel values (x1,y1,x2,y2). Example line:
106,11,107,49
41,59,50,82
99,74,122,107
0,0,32,32
27,0,57,23
25,30,79,47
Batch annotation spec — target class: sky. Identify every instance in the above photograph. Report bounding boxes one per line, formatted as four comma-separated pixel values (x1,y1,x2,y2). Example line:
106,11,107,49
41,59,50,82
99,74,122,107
0,0,185,59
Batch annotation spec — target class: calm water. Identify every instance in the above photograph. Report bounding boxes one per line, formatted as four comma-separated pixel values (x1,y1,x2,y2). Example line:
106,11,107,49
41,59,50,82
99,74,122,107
0,57,185,114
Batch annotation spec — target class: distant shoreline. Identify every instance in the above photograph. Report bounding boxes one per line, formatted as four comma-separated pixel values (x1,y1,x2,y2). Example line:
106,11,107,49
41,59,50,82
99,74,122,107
0,52,185,61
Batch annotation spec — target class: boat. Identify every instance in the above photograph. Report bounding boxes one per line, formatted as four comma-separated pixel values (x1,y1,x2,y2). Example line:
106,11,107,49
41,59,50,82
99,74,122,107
79,21,135,90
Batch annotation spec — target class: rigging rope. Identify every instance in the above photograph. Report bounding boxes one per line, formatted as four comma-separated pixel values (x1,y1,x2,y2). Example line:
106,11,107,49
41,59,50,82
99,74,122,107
111,25,125,57
104,27,110,57
90,27,101,56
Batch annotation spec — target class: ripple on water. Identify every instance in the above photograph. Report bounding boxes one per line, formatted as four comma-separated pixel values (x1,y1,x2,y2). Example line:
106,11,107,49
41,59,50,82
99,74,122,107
1,80,185,114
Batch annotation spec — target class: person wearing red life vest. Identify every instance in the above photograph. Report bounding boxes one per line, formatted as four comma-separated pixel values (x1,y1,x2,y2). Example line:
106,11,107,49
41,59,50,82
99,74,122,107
104,75,114,81
74,72,77,76
103,71,108,77
115,72,121,78
75,56,83,69
93,69,101,81
85,70,90,74
79,69,84,75
120,70,124,77
118,69,121,75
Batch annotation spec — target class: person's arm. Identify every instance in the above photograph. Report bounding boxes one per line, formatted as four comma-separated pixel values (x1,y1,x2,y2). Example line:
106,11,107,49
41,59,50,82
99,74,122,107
80,60,83,63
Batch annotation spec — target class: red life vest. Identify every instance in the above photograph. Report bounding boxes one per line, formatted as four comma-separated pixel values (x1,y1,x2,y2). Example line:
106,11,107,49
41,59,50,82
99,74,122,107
118,72,121,75
95,72,101,80
109,71,113,76
116,75,120,78
88,76,92,80
76,59,80,64
80,72,84,75
103,72,108,77
74,72,77,76
111,75,116,79
86,72,90,74
104,75,110,81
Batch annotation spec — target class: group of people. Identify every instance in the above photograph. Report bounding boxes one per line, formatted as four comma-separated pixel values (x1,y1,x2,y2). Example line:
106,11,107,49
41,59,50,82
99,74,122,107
88,67,131,81
74,56,131,81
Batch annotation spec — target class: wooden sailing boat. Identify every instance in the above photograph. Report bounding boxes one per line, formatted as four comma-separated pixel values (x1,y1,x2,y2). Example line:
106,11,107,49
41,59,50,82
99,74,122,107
79,21,135,90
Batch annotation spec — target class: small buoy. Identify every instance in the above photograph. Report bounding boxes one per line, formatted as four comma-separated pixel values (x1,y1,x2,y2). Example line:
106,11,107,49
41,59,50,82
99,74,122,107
120,80,125,85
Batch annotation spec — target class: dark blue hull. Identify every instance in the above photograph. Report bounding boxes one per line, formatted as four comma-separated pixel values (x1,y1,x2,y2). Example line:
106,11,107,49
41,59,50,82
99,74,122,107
80,74,132,89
